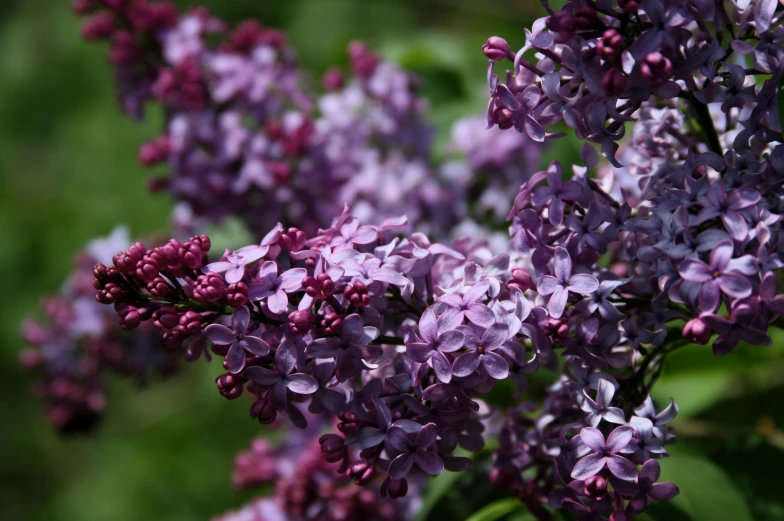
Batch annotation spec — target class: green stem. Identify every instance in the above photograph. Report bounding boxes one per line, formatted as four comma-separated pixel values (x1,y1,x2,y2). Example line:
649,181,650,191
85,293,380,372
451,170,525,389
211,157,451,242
682,92,723,155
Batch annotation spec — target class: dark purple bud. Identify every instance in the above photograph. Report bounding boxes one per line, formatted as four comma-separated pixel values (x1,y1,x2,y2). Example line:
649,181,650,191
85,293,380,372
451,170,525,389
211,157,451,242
81,12,115,40
640,52,673,85
547,10,577,43
158,239,182,267
319,433,347,455
161,329,187,352
217,373,245,400
574,7,603,30
147,276,173,299
288,310,313,334
72,0,95,15
321,67,344,90
348,40,379,78
96,283,124,304
278,227,307,252
113,242,145,275
302,272,336,299
350,460,376,486
584,475,608,500
93,263,108,288
482,36,512,61
135,254,160,284
193,273,226,302
597,29,623,60
380,477,408,499
491,105,515,130
138,136,170,166
116,303,141,330
227,282,249,307
250,395,277,424
343,280,370,308
321,312,342,335
179,242,203,270
602,69,627,96
683,317,712,345
337,411,360,435
178,310,202,334
153,306,179,330
108,31,138,65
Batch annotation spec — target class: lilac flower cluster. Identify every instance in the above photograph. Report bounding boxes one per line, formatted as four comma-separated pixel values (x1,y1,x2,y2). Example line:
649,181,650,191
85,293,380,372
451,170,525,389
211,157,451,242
218,425,418,521
92,201,689,519
20,227,177,433
74,0,532,236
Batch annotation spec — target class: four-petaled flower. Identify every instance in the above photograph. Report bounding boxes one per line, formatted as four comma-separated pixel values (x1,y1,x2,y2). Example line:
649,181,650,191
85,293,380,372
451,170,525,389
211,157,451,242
532,163,583,225
695,182,759,241
407,308,465,383
387,423,444,479
243,340,319,414
306,314,381,382
580,378,627,427
452,322,511,380
204,306,269,373
571,426,638,481
678,240,752,313
248,261,307,313
538,247,600,318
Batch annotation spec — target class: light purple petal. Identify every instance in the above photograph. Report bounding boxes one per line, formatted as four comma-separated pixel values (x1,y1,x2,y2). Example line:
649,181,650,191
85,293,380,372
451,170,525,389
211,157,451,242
203,261,233,274
568,274,600,294
275,341,297,375
466,303,497,327
452,351,481,377
419,308,438,344
560,180,583,200
226,342,246,374
710,240,734,272
225,266,245,284
463,280,491,305
571,453,607,480
550,197,565,226
431,351,453,383
239,336,270,357
407,342,434,363
607,455,638,480
596,379,616,407
537,275,561,295
649,482,680,501
678,258,712,282
243,366,280,386
286,374,319,394
482,322,510,349
267,290,289,314
340,314,365,345
548,286,568,319
350,226,378,244
717,273,752,299
232,306,250,333
306,338,343,358
606,426,634,453
579,427,606,452
438,330,465,353
279,268,307,291
639,459,661,484
553,247,572,282
204,324,236,344
698,280,721,312
387,426,413,452
722,212,748,241
603,407,627,424
481,352,510,379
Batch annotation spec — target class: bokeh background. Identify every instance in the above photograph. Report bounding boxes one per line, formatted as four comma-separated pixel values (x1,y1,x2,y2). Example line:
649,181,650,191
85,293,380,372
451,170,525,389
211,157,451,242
1,1,783,520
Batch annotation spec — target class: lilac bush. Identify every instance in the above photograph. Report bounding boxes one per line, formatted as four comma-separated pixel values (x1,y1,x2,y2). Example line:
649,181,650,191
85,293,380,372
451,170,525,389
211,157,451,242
20,0,784,520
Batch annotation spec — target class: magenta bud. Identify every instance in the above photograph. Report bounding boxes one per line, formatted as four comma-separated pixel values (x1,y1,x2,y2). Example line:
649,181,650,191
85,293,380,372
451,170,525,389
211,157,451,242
138,135,170,166
153,306,179,330
278,227,307,252
343,280,370,308
508,267,534,292
193,273,226,302
217,373,245,400
597,29,623,60
601,68,627,96
584,475,608,499
227,282,249,307
81,12,115,40
288,310,313,334
380,477,408,499
683,317,711,345
482,36,511,61
640,52,672,85
321,67,344,90
350,461,376,486
116,304,141,330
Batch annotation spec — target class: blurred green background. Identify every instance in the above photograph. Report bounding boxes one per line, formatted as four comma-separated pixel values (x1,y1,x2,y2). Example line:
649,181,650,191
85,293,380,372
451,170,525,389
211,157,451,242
1,1,783,520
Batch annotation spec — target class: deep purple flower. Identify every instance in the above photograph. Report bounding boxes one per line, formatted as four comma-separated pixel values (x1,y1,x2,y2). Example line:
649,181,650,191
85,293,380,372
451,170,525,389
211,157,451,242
695,183,759,241
407,308,465,383
571,426,637,481
204,306,269,373
248,261,306,314
452,322,511,380
306,314,381,382
243,340,318,415
678,240,752,312
387,423,444,479
538,247,600,318
702,305,772,356
532,164,583,225
627,460,680,515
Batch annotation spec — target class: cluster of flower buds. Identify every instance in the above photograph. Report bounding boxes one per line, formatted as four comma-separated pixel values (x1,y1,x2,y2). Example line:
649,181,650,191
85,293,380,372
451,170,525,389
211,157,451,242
91,201,695,519
216,423,418,521
20,227,177,432
73,0,534,236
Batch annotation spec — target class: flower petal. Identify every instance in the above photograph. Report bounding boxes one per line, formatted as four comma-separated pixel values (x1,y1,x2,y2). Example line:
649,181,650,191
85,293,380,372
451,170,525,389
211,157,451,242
579,427,606,452
571,453,607,480
286,374,319,395
568,274,600,294
606,455,638,480
414,451,445,475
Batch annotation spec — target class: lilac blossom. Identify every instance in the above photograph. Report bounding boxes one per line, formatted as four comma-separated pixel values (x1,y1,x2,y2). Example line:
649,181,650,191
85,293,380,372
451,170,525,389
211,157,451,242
678,240,752,313
537,247,600,318
406,309,465,383
387,423,444,479
204,306,269,373
247,262,306,313
571,426,637,481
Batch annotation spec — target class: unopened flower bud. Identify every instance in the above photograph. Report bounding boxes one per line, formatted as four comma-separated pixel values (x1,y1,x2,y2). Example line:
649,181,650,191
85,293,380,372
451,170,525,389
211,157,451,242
683,317,711,345
482,36,511,61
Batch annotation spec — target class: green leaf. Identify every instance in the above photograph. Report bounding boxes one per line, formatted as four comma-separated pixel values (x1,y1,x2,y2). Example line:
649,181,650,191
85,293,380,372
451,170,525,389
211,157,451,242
657,454,754,521
464,498,525,521
416,470,466,521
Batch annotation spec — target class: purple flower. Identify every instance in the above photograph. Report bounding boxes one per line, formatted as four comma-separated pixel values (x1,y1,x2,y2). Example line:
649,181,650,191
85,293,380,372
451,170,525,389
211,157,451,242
702,305,772,356
491,84,546,142
407,308,465,383
436,280,494,327
627,460,680,515
695,183,759,241
571,426,638,481
307,361,347,415
621,417,668,463
243,340,318,415
306,314,381,382
332,218,378,247
537,247,600,319
452,322,511,380
204,306,269,373
387,423,444,479
575,278,629,320
204,251,263,284
532,164,583,225
580,379,627,427
678,240,752,312
248,261,306,314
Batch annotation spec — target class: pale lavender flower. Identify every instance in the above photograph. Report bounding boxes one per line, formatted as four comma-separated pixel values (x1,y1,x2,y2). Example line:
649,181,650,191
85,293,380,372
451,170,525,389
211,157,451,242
571,426,637,481
452,322,511,380
580,378,627,427
678,240,752,312
406,308,465,383
243,340,319,414
537,247,600,318
204,306,269,373
247,262,307,313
